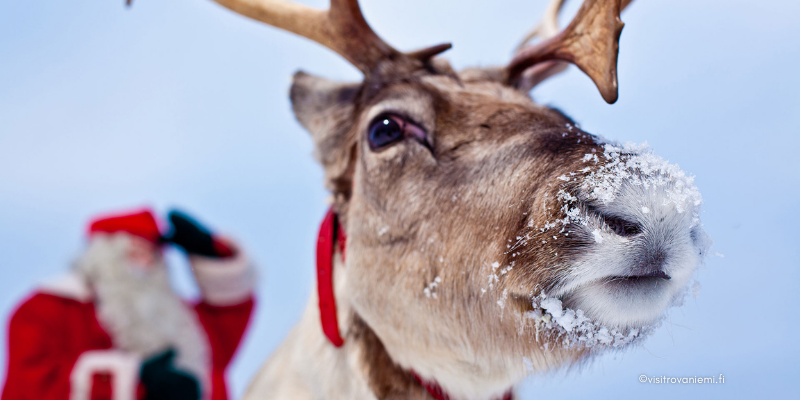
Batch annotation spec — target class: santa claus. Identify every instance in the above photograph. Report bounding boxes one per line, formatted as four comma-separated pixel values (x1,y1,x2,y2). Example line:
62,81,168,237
1,208,256,400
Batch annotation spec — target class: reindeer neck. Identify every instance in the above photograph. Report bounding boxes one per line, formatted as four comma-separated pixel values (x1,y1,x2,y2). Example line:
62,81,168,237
348,314,439,399
248,296,512,400
246,223,513,400
243,289,430,399
308,208,514,400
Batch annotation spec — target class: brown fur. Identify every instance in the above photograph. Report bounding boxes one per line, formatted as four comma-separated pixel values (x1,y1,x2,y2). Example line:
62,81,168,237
265,60,608,399
349,316,430,400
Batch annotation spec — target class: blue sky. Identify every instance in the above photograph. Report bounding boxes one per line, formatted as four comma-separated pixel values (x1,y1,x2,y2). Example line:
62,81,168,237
1,0,798,398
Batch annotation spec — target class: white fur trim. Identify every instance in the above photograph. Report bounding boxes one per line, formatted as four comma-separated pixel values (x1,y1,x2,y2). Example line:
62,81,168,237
70,350,141,400
191,250,255,306
39,272,92,303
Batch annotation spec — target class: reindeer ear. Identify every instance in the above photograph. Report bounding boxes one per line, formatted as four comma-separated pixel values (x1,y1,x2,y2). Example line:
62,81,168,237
290,71,360,197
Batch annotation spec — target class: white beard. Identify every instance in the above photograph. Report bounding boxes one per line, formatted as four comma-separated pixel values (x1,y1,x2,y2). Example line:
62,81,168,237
74,234,210,395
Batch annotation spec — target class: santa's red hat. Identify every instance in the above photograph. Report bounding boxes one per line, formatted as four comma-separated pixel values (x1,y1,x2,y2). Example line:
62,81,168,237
87,208,162,245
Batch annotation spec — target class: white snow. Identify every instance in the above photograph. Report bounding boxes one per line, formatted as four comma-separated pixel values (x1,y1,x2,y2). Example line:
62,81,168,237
580,142,702,217
591,229,603,243
497,289,509,309
423,276,441,299
522,357,534,372
540,297,563,319
524,294,649,349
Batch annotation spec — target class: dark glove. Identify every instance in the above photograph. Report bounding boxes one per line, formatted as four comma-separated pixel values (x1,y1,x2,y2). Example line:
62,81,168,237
139,349,200,400
163,209,232,258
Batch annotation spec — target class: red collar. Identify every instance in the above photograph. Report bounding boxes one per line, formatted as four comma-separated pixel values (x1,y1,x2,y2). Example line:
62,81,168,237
316,207,513,400
411,372,513,400
316,207,347,347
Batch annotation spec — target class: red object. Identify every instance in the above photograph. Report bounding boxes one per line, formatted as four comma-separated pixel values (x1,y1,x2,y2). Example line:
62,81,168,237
1,290,253,400
410,371,513,400
316,207,345,347
88,209,162,245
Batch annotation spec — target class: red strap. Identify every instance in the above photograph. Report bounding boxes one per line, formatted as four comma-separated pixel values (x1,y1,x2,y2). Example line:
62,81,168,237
411,371,513,400
317,207,345,347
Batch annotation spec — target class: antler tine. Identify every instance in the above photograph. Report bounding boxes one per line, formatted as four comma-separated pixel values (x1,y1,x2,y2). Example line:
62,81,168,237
512,0,569,93
210,0,400,73
507,0,635,104
516,0,567,52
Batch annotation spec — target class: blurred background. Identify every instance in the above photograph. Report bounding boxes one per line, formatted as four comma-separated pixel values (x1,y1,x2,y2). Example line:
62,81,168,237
1,0,798,398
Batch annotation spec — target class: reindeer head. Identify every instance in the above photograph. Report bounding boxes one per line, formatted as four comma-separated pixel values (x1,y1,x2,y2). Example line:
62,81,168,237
207,0,708,396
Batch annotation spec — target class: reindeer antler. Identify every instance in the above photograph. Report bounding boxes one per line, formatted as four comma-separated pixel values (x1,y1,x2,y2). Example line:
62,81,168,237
210,0,388,73
511,0,569,93
507,0,634,104
516,0,567,52
206,0,450,74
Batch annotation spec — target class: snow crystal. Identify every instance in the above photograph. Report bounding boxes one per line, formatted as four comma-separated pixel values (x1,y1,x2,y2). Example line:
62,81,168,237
523,294,652,349
423,276,441,299
497,289,509,309
592,229,604,244
540,297,563,319
523,357,534,372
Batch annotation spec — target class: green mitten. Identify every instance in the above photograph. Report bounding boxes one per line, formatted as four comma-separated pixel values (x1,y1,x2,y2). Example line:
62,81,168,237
163,210,232,258
139,349,200,400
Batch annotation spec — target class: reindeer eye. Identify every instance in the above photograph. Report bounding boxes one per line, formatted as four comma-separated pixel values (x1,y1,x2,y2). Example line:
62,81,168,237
368,115,404,150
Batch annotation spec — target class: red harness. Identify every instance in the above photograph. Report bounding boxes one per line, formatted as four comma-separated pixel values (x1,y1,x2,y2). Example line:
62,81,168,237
315,207,512,400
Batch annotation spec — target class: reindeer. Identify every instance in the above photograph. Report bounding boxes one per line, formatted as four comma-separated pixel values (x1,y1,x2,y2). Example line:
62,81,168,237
144,0,709,398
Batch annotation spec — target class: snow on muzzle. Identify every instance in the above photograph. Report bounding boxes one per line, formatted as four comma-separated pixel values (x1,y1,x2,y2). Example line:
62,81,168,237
521,142,712,349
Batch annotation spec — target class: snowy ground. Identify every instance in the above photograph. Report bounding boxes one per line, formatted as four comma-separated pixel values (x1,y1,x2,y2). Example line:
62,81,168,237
1,0,797,399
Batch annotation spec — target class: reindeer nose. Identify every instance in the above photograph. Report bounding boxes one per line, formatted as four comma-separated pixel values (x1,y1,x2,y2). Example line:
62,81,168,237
628,249,670,280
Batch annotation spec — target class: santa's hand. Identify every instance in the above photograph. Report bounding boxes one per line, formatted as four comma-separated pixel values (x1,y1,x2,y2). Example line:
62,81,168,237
164,210,233,258
139,349,200,400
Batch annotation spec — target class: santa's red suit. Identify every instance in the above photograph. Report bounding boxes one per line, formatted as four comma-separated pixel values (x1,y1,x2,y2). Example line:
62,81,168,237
1,209,256,400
